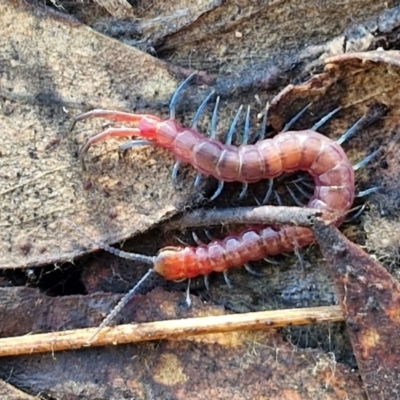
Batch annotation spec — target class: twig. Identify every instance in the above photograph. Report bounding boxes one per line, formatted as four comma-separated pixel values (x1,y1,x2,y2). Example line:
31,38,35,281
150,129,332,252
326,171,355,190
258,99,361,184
0,305,343,357
165,205,339,231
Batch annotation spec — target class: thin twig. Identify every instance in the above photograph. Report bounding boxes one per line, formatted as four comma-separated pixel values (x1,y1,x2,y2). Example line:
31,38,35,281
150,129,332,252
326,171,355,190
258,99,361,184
0,305,343,357
165,205,339,231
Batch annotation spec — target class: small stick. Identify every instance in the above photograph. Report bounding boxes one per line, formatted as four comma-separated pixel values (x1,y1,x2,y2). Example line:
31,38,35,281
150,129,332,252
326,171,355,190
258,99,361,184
164,205,339,231
0,305,343,357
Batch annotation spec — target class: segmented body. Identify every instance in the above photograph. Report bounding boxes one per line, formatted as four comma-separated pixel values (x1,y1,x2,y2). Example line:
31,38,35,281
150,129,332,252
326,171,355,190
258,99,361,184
76,111,355,281
148,122,354,280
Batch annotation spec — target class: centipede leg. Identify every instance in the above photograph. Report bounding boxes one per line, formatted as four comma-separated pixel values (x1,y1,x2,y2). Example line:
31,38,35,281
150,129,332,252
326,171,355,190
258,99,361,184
356,186,380,198
286,184,305,207
191,231,203,245
203,275,211,291
352,149,380,171
171,161,181,188
263,256,280,265
273,188,282,205
193,173,203,191
223,270,233,288
169,72,197,120
261,178,274,205
293,181,313,199
203,229,215,242
238,183,248,200
209,180,224,201
225,105,244,145
185,279,192,307
237,106,252,200
336,115,369,145
242,106,251,145
255,103,269,141
282,103,311,132
244,263,265,276
118,139,154,153
310,107,341,131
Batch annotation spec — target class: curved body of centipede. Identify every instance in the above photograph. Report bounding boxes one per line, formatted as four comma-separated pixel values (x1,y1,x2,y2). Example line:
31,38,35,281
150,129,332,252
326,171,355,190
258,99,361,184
72,111,354,281
150,128,354,280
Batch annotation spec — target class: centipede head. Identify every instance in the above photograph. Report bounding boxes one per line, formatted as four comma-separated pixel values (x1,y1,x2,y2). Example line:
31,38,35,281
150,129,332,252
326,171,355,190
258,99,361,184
153,246,196,281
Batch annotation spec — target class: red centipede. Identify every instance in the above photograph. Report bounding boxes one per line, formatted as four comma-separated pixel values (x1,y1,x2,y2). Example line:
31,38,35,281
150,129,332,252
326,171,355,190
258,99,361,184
70,84,356,283
147,126,353,280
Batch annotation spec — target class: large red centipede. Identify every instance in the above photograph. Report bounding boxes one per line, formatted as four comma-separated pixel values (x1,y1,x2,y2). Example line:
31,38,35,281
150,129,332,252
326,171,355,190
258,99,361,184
71,95,354,282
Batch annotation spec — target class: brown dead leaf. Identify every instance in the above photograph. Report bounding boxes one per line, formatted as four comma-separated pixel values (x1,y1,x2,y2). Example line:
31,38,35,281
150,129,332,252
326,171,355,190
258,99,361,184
0,379,35,400
0,1,203,270
314,221,400,398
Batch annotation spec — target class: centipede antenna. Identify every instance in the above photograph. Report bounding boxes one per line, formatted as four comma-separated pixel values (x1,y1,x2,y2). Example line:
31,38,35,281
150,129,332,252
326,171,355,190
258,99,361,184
352,149,380,171
244,263,265,276
191,231,203,245
169,73,197,120
204,275,211,291
171,160,181,188
261,178,274,205
209,180,224,201
65,219,156,265
282,103,312,132
118,139,154,153
88,268,154,343
192,90,216,129
274,190,282,206
311,107,341,131
210,96,220,138
336,115,367,145
345,203,367,223
225,105,244,145
223,270,233,288
185,279,192,307
242,106,251,145
263,256,281,265
238,183,248,200
286,185,304,207
356,186,380,198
